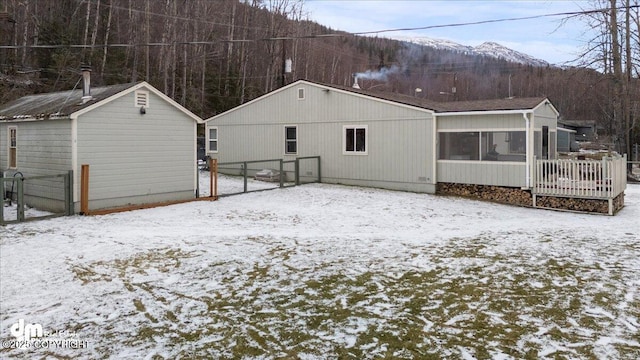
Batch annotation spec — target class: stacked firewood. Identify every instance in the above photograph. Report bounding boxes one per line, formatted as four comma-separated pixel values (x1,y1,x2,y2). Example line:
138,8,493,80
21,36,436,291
437,183,625,214
436,183,532,206
535,196,609,214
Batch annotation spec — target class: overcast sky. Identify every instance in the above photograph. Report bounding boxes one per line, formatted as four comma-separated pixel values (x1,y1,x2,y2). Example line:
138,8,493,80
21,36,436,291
303,0,594,66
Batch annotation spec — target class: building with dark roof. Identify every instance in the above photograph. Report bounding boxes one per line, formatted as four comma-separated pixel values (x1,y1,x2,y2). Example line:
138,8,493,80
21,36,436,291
204,79,559,193
1,69,202,213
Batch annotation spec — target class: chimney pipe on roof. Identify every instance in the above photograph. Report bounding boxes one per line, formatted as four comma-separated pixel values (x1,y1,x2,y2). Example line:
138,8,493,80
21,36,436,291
352,74,360,89
81,65,92,104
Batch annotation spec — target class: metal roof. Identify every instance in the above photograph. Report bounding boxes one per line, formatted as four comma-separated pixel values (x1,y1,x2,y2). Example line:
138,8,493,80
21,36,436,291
0,82,136,121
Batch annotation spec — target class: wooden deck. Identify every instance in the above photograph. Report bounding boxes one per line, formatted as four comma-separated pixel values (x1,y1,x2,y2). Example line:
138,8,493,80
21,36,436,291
532,155,627,214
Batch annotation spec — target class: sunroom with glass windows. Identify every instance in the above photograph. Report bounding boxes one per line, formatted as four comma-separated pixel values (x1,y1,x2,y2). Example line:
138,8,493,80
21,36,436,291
434,100,559,188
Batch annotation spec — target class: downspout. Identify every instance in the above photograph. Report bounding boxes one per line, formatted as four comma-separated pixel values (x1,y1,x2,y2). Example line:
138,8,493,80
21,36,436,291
524,112,531,188
432,114,437,188
70,115,78,208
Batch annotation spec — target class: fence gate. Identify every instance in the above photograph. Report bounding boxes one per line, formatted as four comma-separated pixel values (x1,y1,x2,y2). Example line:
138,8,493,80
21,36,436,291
1,171,73,225
198,156,321,198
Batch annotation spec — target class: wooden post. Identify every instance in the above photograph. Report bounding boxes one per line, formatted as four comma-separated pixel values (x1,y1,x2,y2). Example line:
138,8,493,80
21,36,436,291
209,158,218,200
80,164,90,215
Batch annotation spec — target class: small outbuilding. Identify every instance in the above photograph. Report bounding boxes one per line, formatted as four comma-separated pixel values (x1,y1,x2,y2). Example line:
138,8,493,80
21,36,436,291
204,79,559,194
0,68,202,213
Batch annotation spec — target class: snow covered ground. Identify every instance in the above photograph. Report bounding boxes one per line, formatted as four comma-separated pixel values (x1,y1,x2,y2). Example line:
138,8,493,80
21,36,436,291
1,202,54,223
1,176,639,359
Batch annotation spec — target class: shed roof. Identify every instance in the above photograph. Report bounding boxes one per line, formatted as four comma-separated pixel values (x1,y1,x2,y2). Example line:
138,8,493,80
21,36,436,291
0,83,134,120
301,80,549,114
558,119,597,128
431,97,550,113
0,81,202,123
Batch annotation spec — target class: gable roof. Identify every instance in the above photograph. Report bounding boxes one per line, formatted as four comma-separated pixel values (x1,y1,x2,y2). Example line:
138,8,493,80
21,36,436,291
0,83,134,120
307,80,551,114
0,81,202,123
205,80,437,123
205,79,555,124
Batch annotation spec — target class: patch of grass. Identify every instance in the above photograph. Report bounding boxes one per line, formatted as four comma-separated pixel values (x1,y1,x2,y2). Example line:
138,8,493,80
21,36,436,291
69,263,113,284
62,238,640,359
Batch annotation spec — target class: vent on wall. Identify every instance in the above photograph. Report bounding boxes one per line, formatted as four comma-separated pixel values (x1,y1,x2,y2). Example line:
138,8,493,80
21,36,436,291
297,88,305,100
135,90,149,107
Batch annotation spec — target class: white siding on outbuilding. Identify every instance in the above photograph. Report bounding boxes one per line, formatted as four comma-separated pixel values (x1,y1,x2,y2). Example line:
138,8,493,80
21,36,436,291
75,87,197,211
2,80,201,214
1,119,72,173
1,119,72,211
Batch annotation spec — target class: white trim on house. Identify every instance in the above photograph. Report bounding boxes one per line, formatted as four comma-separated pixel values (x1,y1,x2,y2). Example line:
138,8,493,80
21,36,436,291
342,124,368,155
206,126,218,153
437,127,527,132
284,125,298,155
71,118,78,202
533,99,560,116
557,127,577,133
438,160,526,165
7,125,17,169
134,90,150,108
436,110,534,117
432,115,437,184
525,113,532,188
193,125,198,192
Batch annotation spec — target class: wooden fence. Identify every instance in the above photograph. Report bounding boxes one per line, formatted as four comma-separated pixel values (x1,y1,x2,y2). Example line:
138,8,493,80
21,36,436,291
533,155,627,200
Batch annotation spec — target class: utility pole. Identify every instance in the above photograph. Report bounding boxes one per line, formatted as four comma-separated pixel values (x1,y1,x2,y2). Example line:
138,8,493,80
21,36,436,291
453,72,457,101
281,38,292,88
281,39,286,87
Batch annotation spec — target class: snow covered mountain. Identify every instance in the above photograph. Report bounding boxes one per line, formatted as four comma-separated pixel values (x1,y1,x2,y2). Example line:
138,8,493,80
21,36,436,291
473,41,548,67
399,37,549,67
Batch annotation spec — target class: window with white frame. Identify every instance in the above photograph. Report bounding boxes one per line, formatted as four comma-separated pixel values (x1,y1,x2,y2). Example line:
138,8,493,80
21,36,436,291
135,90,149,108
207,127,218,153
285,126,297,154
8,126,17,168
343,125,367,154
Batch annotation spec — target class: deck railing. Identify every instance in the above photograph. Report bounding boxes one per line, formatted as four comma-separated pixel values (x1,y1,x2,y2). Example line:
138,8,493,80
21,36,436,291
533,155,627,199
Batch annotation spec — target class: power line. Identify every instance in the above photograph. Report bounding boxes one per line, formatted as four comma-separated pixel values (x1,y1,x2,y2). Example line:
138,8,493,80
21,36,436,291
351,7,633,35
2,5,637,50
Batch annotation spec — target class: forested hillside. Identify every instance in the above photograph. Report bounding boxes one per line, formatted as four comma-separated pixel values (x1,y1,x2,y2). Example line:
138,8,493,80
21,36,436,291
0,0,635,150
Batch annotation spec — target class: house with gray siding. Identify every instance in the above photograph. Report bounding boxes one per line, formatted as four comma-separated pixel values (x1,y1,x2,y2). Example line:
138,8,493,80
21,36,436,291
204,79,559,194
1,69,202,213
